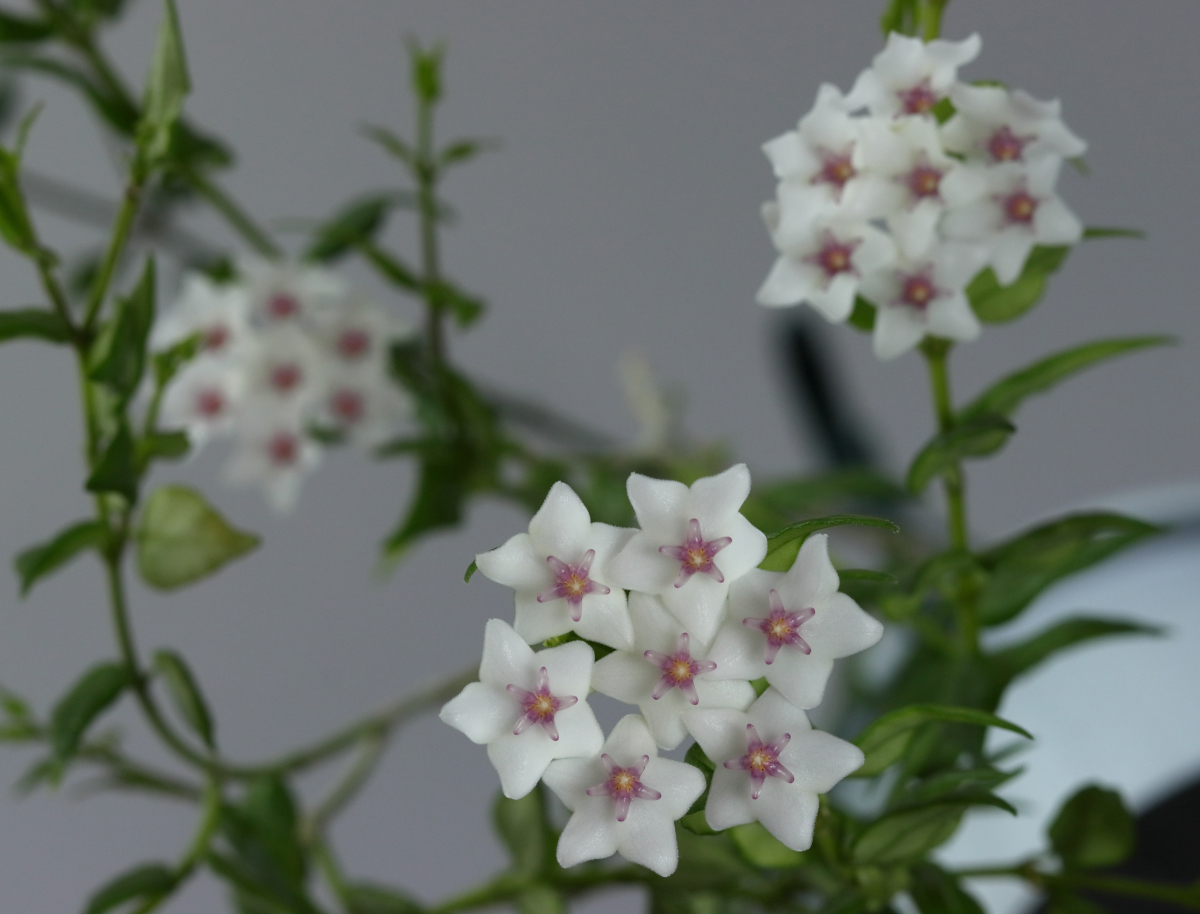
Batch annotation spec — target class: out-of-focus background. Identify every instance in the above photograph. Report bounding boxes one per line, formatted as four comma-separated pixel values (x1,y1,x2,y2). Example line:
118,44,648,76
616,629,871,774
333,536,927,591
0,1,1196,911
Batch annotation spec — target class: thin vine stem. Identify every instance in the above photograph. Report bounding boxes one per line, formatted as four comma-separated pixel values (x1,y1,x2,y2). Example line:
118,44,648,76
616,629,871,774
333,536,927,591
84,179,142,331
921,338,968,552
183,167,282,259
920,0,949,40
415,87,444,365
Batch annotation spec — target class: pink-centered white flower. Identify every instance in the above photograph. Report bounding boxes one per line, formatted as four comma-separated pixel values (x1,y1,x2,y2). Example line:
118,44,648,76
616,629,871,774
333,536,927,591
241,259,347,327
151,273,251,363
242,325,328,415
591,593,755,750
159,359,247,449
476,482,635,649
858,241,988,360
706,535,884,708
543,714,705,876
845,32,982,119
942,156,1083,284
682,689,863,851
320,366,411,448
608,465,768,646
941,84,1087,167
313,295,412,371
440,619,603,800
222,412,321,513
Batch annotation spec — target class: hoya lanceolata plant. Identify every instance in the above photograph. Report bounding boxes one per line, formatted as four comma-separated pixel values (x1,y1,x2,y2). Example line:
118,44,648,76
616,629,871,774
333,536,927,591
0,0,1191,911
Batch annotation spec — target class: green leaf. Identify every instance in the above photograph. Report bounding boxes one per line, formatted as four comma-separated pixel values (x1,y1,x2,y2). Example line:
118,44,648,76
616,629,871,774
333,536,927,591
838,569,896,584
906,414,1015,494
151,332,201,389
853,704,1032,778
967,245,1071,324
407,40,443,103
83,862,177,914
305,194,404,263
51,662,131,763
0,12,54,43
683,742,715,817
848,295,876,331
0,144,36,254
750,676,769,697
140,0,190,163
1083,226,1144,240
678,809,720,836
85,421,138,503
880,0,918,37
959,336,1172,425
852,796,1008,864
362,125,415,168
976,513,1160,626
382,447,471,557
87,257,157,401
464,559,477,583
516,885,566,914
760,514,899,572
138,431,190,465
135,485,260,590
1049,784,1136,870
15,520,108,596
426,279,485,328
993,616,1160,682
438,138,498,169
343,884,424,914
0,308,71,344
730,821,804,868
909,863,986,914
493,789,547,874
903,766,1021,805
153,650,215,749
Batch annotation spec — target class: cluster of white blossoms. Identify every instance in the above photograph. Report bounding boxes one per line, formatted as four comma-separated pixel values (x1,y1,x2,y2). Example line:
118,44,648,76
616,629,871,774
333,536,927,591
757,32,1087,360
441,465,884,876
152,261,412,511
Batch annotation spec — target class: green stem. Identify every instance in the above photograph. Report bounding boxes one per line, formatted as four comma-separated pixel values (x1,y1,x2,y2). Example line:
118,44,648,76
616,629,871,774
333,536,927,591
415,94,444,364
312,839,352,910
184,168,281,259
84,180,142,331
1061,873,1200,909
919,0,949,40
921,339,968,552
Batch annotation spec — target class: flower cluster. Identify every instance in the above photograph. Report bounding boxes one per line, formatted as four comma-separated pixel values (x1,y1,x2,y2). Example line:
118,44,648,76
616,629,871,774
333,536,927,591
152,261,412,511
441,466,883,875
757,32,1086,360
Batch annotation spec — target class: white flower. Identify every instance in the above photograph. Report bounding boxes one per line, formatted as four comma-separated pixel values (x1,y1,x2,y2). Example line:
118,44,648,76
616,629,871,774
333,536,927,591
705,535,884,708
242,325,328,416
241,259,347,326
608,465,768,646
941,84,1087,166
858,241,988,360
845,32,982,119
151,273,251,363
313,295,412,371
942,156,1083,284
756,210,896,321
476,482,636,649
320,367,411,448
591,592,755,750
543,714,705,876
159,359,247,449
682,689,863,851
440,619,604,800
222,413,322,513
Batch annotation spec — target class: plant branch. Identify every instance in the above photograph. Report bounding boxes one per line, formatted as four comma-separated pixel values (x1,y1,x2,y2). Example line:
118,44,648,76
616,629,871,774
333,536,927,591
183,167,281,259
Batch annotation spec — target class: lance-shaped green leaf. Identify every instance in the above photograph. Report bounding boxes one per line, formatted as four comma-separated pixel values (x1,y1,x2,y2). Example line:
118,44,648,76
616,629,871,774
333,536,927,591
992,616,1160,683
976,513,1160,626
853,704,1032,778
15,519,109,597
135,485,259,590
0,11,54,43
362,124,415,168
959,336,1172,425
51,662,131,762
0,308,71,344
1048,784,1136,870
305,193,406,263
1083,226,1144,240
151,332,201,389
85,421,138,503
909,863,986,914
438,137,498,169
463,559,478,583
343,884,425,914
967,244,1071,324
852,794,1013,864
426,279,485,328
759,514,899,572
0,143,36,254
153,650,215,749
138,431,190,467
139,0,190,163
906,414,1015,494
87,257,156,401
83,862,177,914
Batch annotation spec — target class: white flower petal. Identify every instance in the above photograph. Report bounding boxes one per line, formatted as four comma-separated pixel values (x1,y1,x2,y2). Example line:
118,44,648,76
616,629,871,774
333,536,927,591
808,273,858,323
990,230,1035,285
783,534,841,605
475,533,546,592
528,481,592,561
661,576,729,645
574,589,635,650
626,473,690,539
556,798,620,867
645,758,707,821
756,779,820,851
549,702,605,761
1035,196,1083,245
512,594,574,645
756,254,822,308
804,592,885,659
873,303,927,360
705,621,769,682
682,708,750,771
703,767,757,831
767,652,836,709
488,730,557,799
926,292,982,343
478,618,536,689
607,532,678,593
640,689,697,750
688,463,751,528
618,799,682,877
605,714,661,761
543,756,603,812
592,651,659,705
538,640,596,700
785,729,866,794
438,682,518,745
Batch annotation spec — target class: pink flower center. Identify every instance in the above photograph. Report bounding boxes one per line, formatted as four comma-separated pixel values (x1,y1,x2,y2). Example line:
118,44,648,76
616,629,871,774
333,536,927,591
267,432,299,467
660,518,733,588
644,632,717,705
1000,189,1039,225
812,149,857,195
806,233,860,281
195,388,225,418
897,80,939,116
898,271,940,311
724,723,795,800
331,389,365,424
267,293,300,320
586,753,661,822
506,666,578,741
987,125,1031,163
537,550,611,623
203,324,230,352
269,363,303,393
743,589,815,664
905,162,943,201
337,328,371,360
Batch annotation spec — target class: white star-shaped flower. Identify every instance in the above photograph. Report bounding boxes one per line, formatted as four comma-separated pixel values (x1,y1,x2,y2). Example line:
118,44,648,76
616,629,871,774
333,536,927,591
942,156,1083,284
858,241,988,360
312,295,412,372
607,464,768,646
543,714,706,876
705,535,884,707
151,272,251,364
223,412,322,513
242,325,329,417
683,689,863,851
941,84,1087,166
319,366,411,448
241,259,347,327
159,358,247,450
440,619,604,800
475,482,636,649
845,32,982,119
591,592,755,750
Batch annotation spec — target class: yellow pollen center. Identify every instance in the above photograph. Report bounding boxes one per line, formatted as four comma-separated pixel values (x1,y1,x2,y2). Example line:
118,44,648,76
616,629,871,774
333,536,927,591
916,172,939,194
687,548,707,568
825,251,848,271
749,750,772,772
565,576,586,596
533,695,554,717
614,772,634,792
1010,196,1035,219
671,661,692,681
769,620,791,638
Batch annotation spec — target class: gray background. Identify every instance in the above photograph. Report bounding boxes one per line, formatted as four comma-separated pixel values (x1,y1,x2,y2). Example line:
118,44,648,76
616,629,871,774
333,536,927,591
0,1,1195,911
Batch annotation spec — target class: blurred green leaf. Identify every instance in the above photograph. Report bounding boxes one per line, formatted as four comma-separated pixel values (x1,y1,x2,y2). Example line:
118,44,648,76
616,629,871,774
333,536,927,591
517,885,565,914
85,421,138,503
135,485,259,590
83,862,177,914
139,0,191,163
305,193,407,263
959,336,1171,425
151,332,201,388
493,788,548,875
438,137,498,169
362,124,415,168
0,12,54,43
408,40,443,103
344,884,424,914
993,616,1160,683
3,55,138,135
880,0,918,36
1083,226,1144,240
51,662,131,763
854,704,1031,778
838,569,896,584
909,863,985,914
87,257,156,401
0,308,71,344
138,431,190,466
729,821,804,868
0,142,37,254
967,245,1070,324
426,279,484,328
906,414,1014,494
760,514,899,572
852,795,1010,864
153,649,215,749
15,519,108,596
848,295,876,331
1049,784,1136,870
464,559,477,583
